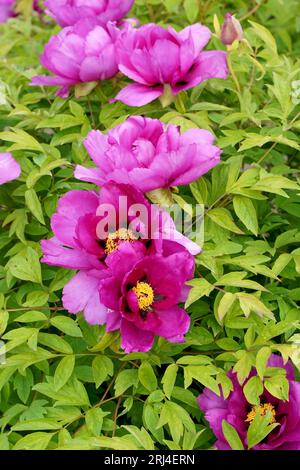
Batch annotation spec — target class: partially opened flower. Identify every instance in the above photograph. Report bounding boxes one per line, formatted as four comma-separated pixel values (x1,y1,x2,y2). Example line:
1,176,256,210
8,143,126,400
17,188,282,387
41,182,199,325
31,18,119,98
75,116,221,192
44,0,134,27
101,244,194,352
0,0,15,23
197,354,300,450
113,23,228,106
0,153,21,184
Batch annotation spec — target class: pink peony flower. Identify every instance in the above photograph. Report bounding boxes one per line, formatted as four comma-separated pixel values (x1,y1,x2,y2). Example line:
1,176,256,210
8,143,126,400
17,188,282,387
31,18,119,97
75,116,221,192
101,243,194,352
0,153,21,184
0,0,15,23
198,354,300,450
41,182,199,325
44,0,134,27
221,13,243,46
113,23,228,106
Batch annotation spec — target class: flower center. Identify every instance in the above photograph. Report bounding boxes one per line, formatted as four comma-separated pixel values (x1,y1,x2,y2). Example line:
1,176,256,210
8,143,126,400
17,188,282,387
105,228,136,254
245,403,276,424
132,281,154,311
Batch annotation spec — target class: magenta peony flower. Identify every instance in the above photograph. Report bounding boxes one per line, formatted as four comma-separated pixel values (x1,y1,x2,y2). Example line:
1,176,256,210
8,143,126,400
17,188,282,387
0,0,15,23
100,243,194,352
75,116,221,192
0,153,21,184
221,13,243,46
113,23,228,106
44,0,134,27
197,354,300,450
41,182,199,325
31,18,119,97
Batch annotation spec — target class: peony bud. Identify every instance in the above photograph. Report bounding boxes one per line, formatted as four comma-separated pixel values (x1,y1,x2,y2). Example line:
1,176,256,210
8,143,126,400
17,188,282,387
221,13,243,46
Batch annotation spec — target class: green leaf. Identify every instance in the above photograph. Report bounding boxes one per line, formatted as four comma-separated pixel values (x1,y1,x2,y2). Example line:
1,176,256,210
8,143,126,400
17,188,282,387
157,401,195,444
185,278,214,307
36,114,84,130
25,189,45,224
243,376,263,405
13,432,55,450
256,347,272,379
138,362,157,392
238,293,274,319
222,420,244,450
38,333,73,354
233,196,258,235
233,351,253,385
33,377,90,406
50,316,83,337
264,375,289,401
7,247,42,284
249,21,278,54
0,128,43,152
54,355,75,391
247,412,279,449
122,425,155,450
183,0,199,22
114,370,139,397
162,364,178,399
12,419,61,431
0,310,9,335
92,356,113,388
207,208,244,234
85,409,107,437
217,292,236,321
216,271,266,291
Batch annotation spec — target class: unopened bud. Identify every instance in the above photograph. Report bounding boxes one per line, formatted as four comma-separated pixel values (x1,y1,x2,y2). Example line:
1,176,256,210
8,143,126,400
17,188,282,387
221,13,243,46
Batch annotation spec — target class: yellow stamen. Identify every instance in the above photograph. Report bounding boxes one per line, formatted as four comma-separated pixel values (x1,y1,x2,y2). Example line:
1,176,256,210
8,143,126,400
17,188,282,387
132,281,154,311
105,228,136,254
245,403,276,424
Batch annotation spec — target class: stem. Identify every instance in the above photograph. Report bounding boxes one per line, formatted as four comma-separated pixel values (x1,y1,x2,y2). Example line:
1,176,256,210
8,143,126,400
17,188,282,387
239,0,265,21
256,142,277,165
87,97,96,129
113,396,123,436
228,51,241,95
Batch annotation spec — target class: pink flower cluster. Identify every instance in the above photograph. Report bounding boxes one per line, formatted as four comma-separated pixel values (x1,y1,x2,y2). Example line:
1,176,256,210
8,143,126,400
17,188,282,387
0,1,230,352
41,117,222,352
32,2,228,352
31,1,228,101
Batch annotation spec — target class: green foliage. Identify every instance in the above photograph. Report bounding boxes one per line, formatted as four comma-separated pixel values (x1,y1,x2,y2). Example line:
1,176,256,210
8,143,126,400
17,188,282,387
0,0,300,451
